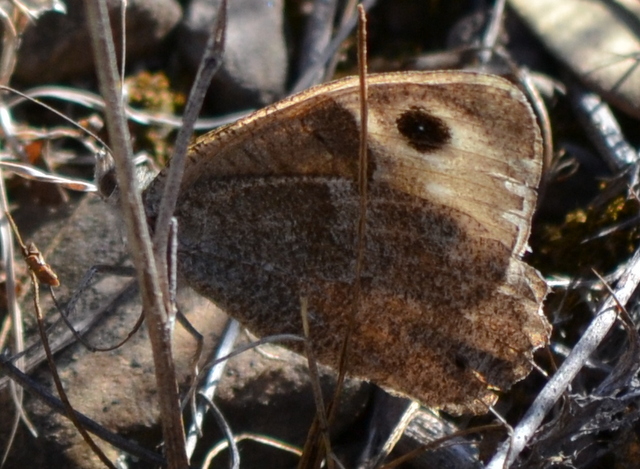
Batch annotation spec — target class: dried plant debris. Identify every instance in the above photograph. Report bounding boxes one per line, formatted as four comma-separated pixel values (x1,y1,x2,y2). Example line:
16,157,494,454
4,2,640,469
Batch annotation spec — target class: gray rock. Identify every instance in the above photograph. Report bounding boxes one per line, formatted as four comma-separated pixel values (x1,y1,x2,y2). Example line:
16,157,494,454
14,0,182,83
179,0,288,113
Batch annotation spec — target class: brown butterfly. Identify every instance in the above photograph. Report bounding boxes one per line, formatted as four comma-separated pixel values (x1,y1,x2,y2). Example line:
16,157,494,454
141,70,550,415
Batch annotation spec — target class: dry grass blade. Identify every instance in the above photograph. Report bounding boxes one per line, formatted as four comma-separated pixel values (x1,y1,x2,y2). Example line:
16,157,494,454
0,184,34,467
300,296,333,468
3,84,249,130
298,7,370,468
198,393,240,469
202,432,303,469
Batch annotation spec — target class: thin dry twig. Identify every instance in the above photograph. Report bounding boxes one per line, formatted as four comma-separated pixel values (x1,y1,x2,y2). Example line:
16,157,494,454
297,0,339,84
83,1,188,467
152,0,227,271
291,0,377,93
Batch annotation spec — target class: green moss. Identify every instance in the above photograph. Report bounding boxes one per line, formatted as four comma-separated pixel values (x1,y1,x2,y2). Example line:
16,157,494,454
531,193,640,276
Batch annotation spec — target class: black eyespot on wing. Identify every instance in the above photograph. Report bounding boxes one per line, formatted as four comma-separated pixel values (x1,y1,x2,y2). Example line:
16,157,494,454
396,106,452,153
454,353,468,371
